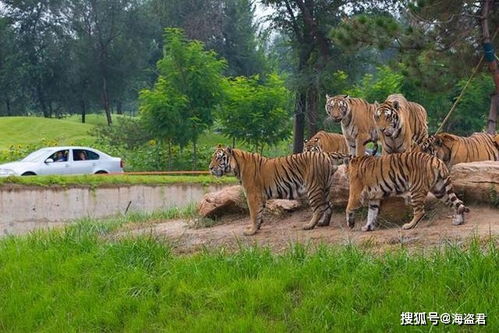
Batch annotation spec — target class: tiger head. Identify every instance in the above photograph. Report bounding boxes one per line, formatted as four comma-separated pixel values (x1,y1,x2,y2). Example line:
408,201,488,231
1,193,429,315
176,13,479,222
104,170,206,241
325,95,351,122
209,145,236,177
374,100,401,137
419,133,454,162
328,152,351,167
419,136,437,155
303,138,322,153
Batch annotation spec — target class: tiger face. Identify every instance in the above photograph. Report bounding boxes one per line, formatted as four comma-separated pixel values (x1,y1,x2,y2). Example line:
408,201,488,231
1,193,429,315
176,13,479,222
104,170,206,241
303,138,322,153
419,136,437,156
419,135,451,162
325,95,350,122
209,145,234,177
374,101,400,137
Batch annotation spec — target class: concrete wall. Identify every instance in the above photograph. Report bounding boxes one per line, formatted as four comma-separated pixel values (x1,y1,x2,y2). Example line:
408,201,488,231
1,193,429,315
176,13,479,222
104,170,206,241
0,184,227,235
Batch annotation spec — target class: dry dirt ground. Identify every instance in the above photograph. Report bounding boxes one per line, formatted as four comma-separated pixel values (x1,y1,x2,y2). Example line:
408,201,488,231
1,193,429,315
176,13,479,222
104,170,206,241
115,203,499,254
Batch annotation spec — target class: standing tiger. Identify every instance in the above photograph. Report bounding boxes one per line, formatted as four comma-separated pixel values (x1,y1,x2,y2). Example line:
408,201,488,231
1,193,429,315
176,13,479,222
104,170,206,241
419,132,499,168
337,151,469,232
209,145,347,236
374,94,428,154
325,95,378,156
303,130,349,153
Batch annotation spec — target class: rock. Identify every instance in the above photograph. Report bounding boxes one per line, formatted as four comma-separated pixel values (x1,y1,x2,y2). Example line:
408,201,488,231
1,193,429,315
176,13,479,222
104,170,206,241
266,199,302,215
197,185,247,218
198,161,499,219
331,165,350,207
450,161,499,205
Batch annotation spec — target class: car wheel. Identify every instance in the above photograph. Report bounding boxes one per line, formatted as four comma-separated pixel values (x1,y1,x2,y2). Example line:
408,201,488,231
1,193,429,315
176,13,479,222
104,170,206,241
95,170,108,174
21,172,36,176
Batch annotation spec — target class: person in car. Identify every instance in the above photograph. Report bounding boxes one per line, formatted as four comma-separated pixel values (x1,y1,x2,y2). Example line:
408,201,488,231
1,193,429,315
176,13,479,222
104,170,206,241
55,151,67,162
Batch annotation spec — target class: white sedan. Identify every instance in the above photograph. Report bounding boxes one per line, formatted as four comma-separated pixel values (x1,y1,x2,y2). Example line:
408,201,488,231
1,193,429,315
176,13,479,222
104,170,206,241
0,146,124,176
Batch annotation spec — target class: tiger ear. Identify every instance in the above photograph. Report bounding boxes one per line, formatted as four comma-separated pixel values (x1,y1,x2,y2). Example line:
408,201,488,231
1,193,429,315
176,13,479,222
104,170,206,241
393,100,400,110
344,95,349,99
326,94,330,99
217,144,223,149
226,146,233,155
374,101,379,108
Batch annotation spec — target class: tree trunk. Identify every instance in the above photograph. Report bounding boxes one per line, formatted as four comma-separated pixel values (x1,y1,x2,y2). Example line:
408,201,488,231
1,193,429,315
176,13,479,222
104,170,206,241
102,77,112,125
116,100,123,115
167,140,173,171
293,92,306,153
306,86,318,137
481,0,498,134
80,100,86,123
37,85,49,118
192,140,197,170
5,99,11,116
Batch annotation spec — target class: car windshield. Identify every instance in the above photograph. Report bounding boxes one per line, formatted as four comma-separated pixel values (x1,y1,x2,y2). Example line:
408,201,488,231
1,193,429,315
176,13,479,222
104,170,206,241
21,148,54,162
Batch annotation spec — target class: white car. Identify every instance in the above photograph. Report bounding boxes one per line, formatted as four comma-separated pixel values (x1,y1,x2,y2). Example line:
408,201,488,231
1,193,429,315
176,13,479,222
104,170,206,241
0,146,124,176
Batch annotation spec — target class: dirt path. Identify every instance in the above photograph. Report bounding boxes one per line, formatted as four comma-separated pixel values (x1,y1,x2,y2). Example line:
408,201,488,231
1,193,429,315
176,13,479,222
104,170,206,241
115,205,499,253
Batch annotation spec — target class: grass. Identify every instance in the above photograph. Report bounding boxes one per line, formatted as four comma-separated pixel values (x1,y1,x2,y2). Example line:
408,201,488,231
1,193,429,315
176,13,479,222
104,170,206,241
0,174,238,187
0,213,497,332
0,116,97,149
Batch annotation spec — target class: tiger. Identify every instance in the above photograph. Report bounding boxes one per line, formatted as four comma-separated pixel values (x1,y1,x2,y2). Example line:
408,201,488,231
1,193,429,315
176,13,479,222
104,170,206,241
303,130,349,154
419,132,499,168
374,94,428,154
331,151,469,232
325,95,379,156
209,145,347,236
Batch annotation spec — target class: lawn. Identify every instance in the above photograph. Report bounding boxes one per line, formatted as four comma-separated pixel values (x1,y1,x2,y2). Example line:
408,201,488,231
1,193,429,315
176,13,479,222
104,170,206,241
0,174,238,187
0,116,96,149
0,213,496,332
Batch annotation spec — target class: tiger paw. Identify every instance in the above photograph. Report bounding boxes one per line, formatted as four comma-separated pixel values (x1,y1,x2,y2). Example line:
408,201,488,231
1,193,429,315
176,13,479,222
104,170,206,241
243,227,258,236
302,223,316,230
452,215,464,226
361,224,374,232
402,223,415,230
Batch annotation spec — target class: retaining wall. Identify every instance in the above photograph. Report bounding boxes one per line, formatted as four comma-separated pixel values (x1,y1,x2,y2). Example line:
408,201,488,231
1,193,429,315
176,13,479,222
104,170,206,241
0,183,227,235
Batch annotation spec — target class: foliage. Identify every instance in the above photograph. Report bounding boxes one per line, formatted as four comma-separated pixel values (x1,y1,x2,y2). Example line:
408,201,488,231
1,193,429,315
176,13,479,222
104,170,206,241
95,117,152,150
218,73,292,152
344,66,404,103
0,225,497,331
0,174,237,188
140,28,227,151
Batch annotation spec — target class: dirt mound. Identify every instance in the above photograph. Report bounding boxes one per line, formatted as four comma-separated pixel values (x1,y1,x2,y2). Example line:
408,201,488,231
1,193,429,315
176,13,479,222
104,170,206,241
115,204,499,254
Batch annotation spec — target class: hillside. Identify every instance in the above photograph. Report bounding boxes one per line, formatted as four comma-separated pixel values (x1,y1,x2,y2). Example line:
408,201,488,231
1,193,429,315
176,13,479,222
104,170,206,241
0,116,96,149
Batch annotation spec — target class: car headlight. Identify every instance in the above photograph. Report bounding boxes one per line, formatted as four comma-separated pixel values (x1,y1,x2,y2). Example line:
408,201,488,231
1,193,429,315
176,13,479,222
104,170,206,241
0,169,17,176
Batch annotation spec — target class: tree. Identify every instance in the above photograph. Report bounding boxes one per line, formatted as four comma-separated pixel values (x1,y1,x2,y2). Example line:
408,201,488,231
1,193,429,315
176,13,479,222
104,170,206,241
221,0,267,76
218,73,292,153
331,0,499,133
140,28,226,168
67,0,150,125
261,0,396,153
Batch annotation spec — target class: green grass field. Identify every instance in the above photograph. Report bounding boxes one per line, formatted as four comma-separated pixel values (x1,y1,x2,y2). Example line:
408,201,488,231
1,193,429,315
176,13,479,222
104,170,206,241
0,174,238,187
0,213,496,332
0,116,96,149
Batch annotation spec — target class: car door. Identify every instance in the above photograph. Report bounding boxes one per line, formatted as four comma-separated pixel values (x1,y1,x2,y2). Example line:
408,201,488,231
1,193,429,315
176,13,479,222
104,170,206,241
72,149,100,174
37,149,72,175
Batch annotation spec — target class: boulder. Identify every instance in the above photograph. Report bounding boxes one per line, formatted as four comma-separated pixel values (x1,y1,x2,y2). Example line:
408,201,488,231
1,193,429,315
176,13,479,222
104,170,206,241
266,199,302,215
450,161,499,205
197,185,247,218
197,161,498,219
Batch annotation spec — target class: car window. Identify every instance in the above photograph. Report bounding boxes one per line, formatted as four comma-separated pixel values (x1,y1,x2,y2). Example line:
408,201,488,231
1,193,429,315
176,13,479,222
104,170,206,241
21,149,53,162
73,149,99,161
50,150,69,162
85,150,100,160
